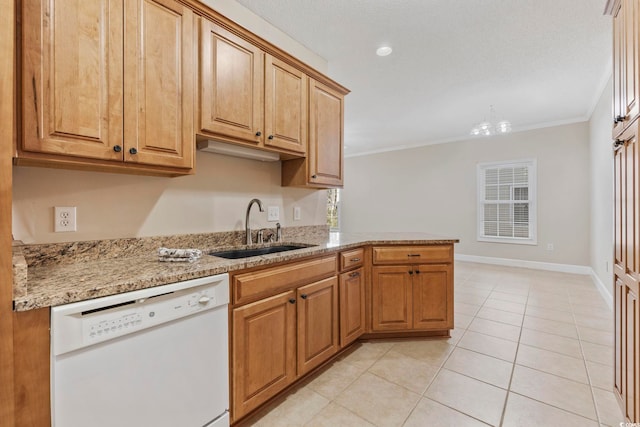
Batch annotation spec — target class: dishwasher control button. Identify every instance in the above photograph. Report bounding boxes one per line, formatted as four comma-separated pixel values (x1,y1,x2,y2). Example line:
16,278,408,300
198,296,211,305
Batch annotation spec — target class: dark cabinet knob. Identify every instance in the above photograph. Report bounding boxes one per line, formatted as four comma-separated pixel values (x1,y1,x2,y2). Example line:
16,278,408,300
311,174,317,179
615,115,627,123
415,270,421,274
113,145,122,153
255,131,262,137
614,139,625,150
349,272,360,278
408,270,414,275
268,135,274,140
301,294,308,299
129,147,138,155
288,298,296,304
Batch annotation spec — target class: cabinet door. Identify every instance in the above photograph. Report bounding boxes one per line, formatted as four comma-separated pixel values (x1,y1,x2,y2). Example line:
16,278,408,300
625,283,639,421
22,0,123,160
412,264,453,330
371,266,412,331
308,79,344,187
199,19,264,144
232,291,296,421
264,55,307,154
297,277,339,375
614,0,626,137
339,268,365,347
123,0,194,169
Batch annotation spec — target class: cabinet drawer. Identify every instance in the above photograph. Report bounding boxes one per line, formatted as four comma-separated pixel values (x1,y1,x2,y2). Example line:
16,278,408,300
372,245,452,265
340,248,364,271
233,255,337,304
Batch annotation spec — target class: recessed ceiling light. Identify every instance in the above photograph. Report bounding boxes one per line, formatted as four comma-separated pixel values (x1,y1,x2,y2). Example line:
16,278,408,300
376,46,393,57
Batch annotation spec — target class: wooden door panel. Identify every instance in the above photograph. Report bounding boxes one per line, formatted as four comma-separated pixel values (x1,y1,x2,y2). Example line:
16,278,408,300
616,277,625,400
339,268,365,347
264,56,307,154
124,0,194,168
412,264,453,330
625,284,639,421
297,277,339,375
232,291,296,421
614,0,625,137
626,131,639,278
371,266,412,331
625,0,640,127
199,20,263,143
22,0,123,160
308,79,343,187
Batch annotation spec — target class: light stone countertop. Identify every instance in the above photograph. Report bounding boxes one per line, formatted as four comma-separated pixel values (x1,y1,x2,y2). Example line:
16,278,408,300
13,231,458,311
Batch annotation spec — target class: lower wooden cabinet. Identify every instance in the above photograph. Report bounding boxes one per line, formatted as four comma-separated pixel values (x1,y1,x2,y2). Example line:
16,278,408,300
339,267,365,346
297,277,339,375
615,277,640,421
231,273,339,421
371,263,453,332
232,291,297,421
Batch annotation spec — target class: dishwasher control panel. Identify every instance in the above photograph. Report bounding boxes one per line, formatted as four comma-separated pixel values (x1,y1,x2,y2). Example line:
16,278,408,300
52,274,230,356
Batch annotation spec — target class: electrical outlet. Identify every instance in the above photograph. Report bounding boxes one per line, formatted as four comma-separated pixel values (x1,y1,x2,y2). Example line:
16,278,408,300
267,206,280,222
546,243,554,251
293,206,301,221
54,207,77,232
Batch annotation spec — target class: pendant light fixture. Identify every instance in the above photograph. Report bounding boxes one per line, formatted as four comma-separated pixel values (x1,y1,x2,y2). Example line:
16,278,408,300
470,105,512,136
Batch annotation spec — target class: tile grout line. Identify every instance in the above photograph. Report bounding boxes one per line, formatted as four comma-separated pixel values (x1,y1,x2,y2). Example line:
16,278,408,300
497,277,530,427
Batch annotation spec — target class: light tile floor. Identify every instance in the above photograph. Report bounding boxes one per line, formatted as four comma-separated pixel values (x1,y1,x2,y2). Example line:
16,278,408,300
247,261,625,427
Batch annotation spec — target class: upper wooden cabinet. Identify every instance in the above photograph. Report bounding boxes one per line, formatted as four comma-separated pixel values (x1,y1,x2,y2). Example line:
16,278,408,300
264,56,308,154
198,18,308,156
613,0,640,138
281,79,345,188
19,0,194,175
198,19,264,145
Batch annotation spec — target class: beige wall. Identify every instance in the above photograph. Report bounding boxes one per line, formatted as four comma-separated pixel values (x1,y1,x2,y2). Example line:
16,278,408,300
200,0,327,73
342,122,591,266
589,77,614,293
12,152,327,243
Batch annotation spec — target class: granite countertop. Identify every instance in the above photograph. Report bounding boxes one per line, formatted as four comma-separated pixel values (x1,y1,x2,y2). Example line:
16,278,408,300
13,231,458,311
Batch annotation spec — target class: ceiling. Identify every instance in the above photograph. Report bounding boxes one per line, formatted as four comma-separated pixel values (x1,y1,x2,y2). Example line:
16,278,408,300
236,0,612,156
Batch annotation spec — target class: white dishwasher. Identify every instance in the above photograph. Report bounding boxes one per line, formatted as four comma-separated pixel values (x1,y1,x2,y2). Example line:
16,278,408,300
51,274,230,427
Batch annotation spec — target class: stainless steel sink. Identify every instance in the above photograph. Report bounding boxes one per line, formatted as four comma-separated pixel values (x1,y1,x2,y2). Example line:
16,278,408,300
208,244,313,259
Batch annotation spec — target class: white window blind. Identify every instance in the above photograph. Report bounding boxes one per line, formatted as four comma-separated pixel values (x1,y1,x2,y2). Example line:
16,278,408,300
477,159,537,245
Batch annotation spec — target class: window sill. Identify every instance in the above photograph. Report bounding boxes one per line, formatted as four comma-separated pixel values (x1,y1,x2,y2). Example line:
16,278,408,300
477,236,537,246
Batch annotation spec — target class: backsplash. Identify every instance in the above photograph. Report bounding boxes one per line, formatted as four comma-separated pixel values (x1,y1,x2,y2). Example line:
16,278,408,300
15,225,330,268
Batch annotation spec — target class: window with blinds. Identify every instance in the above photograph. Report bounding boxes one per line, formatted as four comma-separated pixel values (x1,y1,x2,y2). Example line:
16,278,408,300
477,159,537,245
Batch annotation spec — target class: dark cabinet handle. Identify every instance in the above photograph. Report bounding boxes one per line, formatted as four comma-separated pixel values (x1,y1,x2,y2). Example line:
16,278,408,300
300,294,308,299
129,147,137,155
349,272,360,278
311,174,317,179
614,139,625,151
350,258,361,262
415,270,421,274
615,115,627,123
408,270,414,275
113,145,122,152
255,131,262,137
268,135,274,140
407,254,421,257
288,298,296,304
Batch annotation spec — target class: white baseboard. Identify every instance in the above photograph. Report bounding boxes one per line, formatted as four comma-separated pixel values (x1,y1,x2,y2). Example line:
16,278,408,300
454,253,614,310
589,269,613,310
455,253,592,274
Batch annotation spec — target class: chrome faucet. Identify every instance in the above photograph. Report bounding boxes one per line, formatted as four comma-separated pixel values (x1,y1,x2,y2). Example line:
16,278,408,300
245,199,265,245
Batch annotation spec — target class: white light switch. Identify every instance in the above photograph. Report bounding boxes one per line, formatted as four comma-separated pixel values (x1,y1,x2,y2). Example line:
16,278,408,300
293,206,301,221
267,206,280,222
